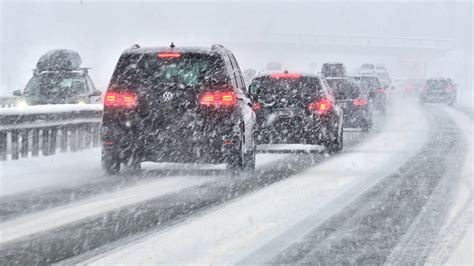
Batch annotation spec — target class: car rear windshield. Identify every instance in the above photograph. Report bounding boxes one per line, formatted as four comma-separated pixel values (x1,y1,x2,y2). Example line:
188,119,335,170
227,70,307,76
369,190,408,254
322,64,346,77
110,52,227,90
354,76,381,90
327,78,361,100
427,80,448,89
249,76,322,107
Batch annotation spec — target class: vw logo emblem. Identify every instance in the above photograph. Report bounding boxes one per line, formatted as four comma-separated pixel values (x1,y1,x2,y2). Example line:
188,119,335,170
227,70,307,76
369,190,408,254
162,91,174,102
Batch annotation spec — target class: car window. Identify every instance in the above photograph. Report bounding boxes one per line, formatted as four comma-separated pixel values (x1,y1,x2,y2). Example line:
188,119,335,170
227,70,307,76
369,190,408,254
327,79,361,100
111,53,228,90
24,73,88,96
250,76,322,107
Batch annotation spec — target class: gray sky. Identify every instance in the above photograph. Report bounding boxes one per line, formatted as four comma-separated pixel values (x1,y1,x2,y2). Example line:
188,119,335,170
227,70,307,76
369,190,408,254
1,0,472,94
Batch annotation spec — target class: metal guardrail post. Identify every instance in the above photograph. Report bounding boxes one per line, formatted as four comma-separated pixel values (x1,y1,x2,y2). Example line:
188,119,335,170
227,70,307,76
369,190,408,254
32,129,40,157
49,128,57,155
11,130,19,160
0,131,6,160
60,126,68,152
20,130,28,158
42,128,49,156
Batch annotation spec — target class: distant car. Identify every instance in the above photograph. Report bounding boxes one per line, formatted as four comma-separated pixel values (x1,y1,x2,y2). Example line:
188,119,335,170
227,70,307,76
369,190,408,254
353,74,387,114
419,78,457,105
321,63,347,78
101,44,256,174
359,63,391,87
326,77,373,131
249,71,343,153
392,78,424,97
12,49,101,106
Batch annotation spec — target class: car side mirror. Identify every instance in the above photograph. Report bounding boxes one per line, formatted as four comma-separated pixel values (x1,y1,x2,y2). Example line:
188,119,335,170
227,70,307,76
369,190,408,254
89,90,102,97
13,90,22,96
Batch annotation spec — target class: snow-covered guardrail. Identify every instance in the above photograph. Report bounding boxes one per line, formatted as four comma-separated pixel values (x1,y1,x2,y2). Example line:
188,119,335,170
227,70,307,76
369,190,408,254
0,104,103,160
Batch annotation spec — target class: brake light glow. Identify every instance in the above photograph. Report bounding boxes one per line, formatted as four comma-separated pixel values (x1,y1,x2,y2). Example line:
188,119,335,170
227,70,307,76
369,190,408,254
352,98,368,106
270,73,301,79
199,91,236,107
104,91,136,108
308,98,332,114
252,102,262,111
157,53,181,59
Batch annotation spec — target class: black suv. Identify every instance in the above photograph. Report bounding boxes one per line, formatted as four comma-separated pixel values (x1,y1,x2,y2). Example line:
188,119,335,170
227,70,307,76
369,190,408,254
326,77,373,131
321,63,347,78
249,71,343,153
101,44,256,174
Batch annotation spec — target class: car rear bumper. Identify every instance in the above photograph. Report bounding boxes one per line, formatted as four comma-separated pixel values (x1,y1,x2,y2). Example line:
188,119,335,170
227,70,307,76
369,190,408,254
342,106,371,128
102,111,239,164
254,114,328,145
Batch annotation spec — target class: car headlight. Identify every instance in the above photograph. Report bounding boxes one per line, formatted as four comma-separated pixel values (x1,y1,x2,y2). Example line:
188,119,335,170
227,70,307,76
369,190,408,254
77,101,86,105
16,100,29,108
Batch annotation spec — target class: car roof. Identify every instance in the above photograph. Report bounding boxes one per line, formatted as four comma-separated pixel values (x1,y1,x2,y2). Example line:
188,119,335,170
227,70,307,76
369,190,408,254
325,77,349,80
122,45,227,56
253,70,323,80
322,62,344,65
427,77,448,80
351,75,379,79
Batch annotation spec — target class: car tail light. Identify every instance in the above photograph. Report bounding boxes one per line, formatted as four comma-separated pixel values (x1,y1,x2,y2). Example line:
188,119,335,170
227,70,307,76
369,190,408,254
352,98,368,106
308,98,332,114
104,91,136,108
157,53,180,59
270,73,301,79
252,102,262,111
199,91,236,107
376,88,385,93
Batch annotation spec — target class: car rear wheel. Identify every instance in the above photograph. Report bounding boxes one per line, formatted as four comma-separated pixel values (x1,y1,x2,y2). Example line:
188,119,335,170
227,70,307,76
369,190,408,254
102,148,120,175
325,123,343,154
361,118,372,132
123,157,141,173
226,126,255,174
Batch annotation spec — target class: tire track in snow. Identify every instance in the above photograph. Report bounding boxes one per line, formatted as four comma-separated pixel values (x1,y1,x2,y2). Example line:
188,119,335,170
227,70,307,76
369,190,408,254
268,108,464,264
0,168,222,222
0,129,372,265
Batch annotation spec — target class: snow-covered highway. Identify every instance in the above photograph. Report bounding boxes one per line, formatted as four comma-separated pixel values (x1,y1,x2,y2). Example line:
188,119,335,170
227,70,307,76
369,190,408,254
0,97,471,264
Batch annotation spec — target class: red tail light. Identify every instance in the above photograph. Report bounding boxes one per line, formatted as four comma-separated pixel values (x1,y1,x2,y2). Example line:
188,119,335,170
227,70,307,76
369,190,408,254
352,98,368,106
252,102,262,111
104,91,136,108
308,98,332,114
270,73,301,79
199,91,236,107
157,53,180,59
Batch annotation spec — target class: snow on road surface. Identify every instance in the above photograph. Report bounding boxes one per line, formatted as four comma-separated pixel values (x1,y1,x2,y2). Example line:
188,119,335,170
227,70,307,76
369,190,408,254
0,175,218,244
424,107,473,265
0,148,103,196
83,99,430,264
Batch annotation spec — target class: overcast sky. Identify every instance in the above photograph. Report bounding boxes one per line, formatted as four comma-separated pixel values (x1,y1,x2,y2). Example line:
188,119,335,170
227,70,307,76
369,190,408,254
1,0,472,94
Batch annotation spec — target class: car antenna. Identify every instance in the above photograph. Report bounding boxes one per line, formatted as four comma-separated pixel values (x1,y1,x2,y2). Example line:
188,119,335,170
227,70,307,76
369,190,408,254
170,42,175,49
